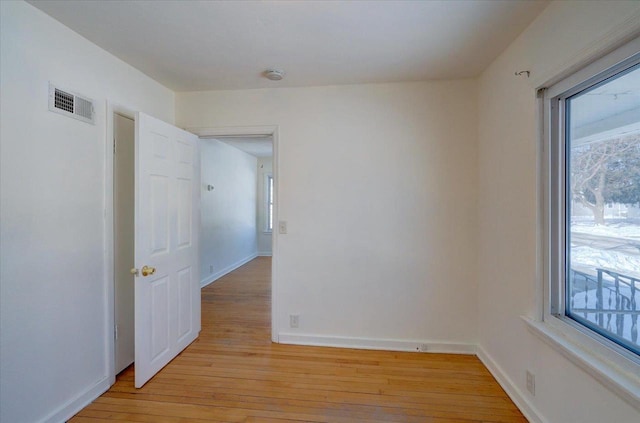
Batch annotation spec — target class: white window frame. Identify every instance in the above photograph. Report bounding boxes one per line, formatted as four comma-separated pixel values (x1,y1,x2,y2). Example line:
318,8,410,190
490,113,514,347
264,173,273,233
531,36,640,409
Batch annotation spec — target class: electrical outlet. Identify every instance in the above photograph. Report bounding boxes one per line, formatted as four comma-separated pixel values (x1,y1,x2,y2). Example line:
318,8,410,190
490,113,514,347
416,344,429,352
210,265,214,273
289,314,299,328
526,370,535,396
278,220,287,234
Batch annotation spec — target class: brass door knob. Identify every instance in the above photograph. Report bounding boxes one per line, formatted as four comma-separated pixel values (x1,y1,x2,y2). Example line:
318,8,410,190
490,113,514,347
141,265,156,277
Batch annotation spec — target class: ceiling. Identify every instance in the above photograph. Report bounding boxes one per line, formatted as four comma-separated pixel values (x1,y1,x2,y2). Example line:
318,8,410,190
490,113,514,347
28,0,549,92
214,136,273,158
573,66,640,128
571,65,640,142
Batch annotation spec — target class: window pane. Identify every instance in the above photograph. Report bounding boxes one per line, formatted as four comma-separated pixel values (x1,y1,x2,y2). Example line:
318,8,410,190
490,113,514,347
268,176,273,231
566,64,640,355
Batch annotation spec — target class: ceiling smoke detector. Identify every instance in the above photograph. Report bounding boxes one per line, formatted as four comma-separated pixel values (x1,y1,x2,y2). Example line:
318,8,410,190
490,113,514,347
264,69,285,81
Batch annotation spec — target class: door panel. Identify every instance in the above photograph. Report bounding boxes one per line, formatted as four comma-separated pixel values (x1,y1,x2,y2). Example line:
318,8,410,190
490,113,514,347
149,175,169,254
177,267,192,340
150,276,170,360
177,178,192,248
134,112,200,388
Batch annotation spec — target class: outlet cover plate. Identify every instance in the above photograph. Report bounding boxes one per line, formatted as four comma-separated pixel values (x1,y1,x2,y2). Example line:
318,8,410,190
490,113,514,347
526,371,535,396
289,314,299,328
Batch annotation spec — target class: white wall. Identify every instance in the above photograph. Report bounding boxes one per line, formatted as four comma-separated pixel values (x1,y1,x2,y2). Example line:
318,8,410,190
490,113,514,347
0,2,175,422
200,139,258,286
477,1,640,422
177,80,478,348
257,157,273,256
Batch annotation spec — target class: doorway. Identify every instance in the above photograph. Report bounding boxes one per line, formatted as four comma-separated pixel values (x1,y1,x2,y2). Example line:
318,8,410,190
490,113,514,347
191,125,279,342
113,113,135,374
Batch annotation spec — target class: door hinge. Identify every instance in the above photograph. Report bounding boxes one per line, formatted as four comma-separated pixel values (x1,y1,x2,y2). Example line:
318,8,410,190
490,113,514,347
113,138,116,155
114,324,119,340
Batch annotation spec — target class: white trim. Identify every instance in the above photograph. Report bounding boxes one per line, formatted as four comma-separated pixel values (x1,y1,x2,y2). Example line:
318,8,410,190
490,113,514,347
257,251,272,257
187,125,277,138
534,88,545,322
476,346,547,423
278,333,476,354
38,377,110,423
271,127,279,342
524,317,640,411
189,124,280,343
200,253,258,288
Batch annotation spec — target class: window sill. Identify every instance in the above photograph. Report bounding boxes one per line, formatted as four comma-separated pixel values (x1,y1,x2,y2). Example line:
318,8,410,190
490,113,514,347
523,316,640,411
263,231,272,235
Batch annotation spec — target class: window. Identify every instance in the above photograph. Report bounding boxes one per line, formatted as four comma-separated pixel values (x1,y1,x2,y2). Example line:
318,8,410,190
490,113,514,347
546,44,640,359
265,174,273,232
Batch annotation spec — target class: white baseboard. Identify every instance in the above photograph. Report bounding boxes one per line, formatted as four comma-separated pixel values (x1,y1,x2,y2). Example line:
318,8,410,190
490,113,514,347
476,345,547,423
278,333,476,354
40,376,110,423
257,251,272,257
200,253,258,288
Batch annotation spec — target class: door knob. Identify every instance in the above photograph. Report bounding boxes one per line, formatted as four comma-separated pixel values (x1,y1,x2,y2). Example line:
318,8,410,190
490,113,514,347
141,265,156,277
130,268,139,276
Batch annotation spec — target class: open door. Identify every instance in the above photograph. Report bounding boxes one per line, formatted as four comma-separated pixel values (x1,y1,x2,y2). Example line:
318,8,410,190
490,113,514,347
134,112,200,388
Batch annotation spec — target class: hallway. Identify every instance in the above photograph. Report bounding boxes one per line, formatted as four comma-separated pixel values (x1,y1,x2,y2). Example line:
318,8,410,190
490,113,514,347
71,257,525,422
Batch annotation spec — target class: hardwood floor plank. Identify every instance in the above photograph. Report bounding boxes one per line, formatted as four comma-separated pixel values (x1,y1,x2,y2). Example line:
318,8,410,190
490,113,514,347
71,257,525,422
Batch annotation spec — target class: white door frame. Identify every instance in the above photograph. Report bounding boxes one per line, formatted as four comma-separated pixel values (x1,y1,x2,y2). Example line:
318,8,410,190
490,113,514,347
187,125,280,343
104,101,138,384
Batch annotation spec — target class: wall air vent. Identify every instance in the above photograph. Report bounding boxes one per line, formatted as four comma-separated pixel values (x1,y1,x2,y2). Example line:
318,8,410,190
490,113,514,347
48,83,95,124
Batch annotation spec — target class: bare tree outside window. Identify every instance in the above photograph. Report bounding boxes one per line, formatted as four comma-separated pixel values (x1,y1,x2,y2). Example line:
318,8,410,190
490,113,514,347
571,133,640,225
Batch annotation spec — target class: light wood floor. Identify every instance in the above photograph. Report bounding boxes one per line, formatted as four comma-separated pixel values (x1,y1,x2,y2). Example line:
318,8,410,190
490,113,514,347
71,257,526,422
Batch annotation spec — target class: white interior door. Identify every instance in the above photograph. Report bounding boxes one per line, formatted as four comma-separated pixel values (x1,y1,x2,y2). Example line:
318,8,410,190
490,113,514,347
134,112,200,388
